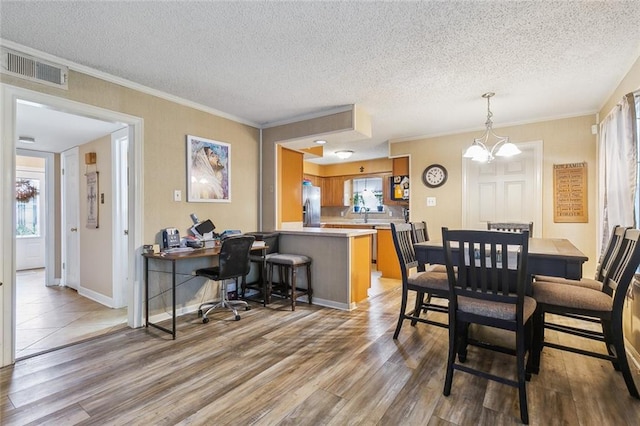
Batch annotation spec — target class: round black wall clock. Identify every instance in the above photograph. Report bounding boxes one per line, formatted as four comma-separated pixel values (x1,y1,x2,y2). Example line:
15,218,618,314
422,164,448,188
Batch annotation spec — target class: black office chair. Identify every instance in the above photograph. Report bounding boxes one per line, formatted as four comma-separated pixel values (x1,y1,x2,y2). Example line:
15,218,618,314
194,235,255,322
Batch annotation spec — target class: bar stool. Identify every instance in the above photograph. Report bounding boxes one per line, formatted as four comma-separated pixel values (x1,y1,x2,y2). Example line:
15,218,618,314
266,254,312,310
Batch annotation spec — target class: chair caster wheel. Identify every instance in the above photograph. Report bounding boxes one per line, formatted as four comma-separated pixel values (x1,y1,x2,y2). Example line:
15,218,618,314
235,315,241,321
202,317,209,324
197,310,203,317
245,306,251,311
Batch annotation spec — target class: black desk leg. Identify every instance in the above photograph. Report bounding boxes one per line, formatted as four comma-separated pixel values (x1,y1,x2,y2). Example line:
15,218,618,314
171,259,176,340
145,257,149,328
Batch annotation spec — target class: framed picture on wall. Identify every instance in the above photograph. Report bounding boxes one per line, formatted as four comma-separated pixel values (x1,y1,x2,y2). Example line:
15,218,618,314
186,135,231,202
86,171,99,228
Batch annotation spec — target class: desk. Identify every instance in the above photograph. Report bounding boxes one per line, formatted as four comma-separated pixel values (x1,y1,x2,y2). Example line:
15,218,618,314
143,245,266,339
414,237,588,281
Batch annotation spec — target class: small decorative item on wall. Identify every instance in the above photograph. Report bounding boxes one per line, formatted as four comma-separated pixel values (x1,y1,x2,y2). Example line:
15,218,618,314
186,135,231,202
553,162,587,223
86,171,99,228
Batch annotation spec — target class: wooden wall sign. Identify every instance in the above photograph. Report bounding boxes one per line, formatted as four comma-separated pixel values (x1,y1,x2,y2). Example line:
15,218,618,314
553,162,587,223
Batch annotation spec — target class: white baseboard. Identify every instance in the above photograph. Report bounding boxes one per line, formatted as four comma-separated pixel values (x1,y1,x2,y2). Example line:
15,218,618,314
78,286,115,308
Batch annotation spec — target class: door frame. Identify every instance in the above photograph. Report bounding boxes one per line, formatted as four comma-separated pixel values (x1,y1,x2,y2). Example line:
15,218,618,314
1,84,145,367
15,149,55,283
461,140,543,236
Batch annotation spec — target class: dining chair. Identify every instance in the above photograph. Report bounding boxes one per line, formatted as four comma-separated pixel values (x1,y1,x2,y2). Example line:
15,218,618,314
390,223,449,339
534,225,626,291
442,228,534,424
487,221,534,236
242,231,280,306
194,234,255,322
528,228,640,398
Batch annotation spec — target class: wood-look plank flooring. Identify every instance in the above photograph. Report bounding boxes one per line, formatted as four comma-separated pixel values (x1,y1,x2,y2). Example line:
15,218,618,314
2,279,640,425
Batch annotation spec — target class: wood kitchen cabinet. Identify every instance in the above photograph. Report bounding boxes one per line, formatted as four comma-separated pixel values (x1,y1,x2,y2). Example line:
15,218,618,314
321,176,346,206
303,174,322,188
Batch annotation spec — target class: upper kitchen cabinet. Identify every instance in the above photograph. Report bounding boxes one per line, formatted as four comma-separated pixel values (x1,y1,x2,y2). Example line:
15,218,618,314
321,176,347,206
392,157,409,176
303,173,322,188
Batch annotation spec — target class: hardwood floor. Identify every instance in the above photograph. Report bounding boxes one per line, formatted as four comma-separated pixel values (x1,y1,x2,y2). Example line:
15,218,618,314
2,277,640,425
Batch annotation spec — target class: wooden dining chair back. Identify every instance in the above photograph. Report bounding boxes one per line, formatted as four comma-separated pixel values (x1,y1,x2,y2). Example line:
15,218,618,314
442,228,534,424
529,228,640,399
411,221,429,243
390,223,448,339
194,235,255,322
533,225,626,290
487,221,534,237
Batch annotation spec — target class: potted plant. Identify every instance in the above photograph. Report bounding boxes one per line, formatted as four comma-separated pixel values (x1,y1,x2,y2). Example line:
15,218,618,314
375,192,384,211
353,193,361,212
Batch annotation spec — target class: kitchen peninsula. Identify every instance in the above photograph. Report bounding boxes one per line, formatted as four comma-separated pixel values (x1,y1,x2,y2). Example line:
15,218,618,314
276,227,376,310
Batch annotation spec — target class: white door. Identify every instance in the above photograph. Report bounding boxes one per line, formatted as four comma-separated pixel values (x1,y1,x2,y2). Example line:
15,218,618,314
61,148,80,290
112,127,129,308
463,141,543,236
15,168,46,270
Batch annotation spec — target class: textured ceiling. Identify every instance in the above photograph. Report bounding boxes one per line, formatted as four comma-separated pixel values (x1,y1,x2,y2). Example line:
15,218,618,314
2,1,640,163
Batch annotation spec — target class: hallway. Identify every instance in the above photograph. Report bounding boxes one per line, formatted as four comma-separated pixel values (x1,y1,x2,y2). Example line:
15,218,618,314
15,269,127,359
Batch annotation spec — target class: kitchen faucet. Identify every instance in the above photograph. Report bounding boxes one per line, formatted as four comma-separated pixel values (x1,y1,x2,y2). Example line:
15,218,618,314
360,202,369,223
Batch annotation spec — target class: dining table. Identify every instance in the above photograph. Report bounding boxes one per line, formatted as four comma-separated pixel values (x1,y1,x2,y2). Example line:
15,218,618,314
414,237,589,287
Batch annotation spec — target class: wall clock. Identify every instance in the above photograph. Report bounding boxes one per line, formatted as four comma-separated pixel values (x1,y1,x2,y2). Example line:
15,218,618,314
422,164,448,188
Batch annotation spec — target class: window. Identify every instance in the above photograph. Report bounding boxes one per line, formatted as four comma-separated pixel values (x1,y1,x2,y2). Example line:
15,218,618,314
16,178,40,237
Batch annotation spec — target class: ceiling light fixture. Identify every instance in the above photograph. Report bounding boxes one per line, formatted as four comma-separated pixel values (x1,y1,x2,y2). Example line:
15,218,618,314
18,136,36,144
463,92,520,162
335,150,354,159
314,139,327,145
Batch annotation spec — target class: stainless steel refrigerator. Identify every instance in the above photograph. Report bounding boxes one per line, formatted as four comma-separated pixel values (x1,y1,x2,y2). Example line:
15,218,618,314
302,185,321,227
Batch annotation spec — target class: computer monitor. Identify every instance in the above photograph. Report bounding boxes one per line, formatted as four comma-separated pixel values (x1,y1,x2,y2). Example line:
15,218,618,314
191,219,216,239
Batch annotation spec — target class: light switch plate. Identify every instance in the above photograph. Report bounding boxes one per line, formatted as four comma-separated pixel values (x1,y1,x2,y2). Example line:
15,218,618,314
426,197,436,207
174,190,182,202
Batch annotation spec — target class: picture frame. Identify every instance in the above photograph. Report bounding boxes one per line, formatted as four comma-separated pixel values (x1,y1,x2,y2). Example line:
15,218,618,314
86,171,99,228
186,135,231,202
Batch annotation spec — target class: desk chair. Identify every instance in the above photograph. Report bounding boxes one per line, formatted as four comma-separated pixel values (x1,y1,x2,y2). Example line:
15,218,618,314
194,235,255,322
487,221,533,236
442,228,534,424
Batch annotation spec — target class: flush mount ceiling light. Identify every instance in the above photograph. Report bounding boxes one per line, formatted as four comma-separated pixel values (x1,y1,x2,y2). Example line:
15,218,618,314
314,139,327,145
18,136,36,144
463,92,521,163
335,150,354,159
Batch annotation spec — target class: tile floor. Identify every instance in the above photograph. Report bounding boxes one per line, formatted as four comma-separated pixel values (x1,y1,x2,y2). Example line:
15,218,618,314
15,269,128,359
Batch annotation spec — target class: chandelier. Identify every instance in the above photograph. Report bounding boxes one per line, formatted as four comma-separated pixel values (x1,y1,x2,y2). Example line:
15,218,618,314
463,92,521,162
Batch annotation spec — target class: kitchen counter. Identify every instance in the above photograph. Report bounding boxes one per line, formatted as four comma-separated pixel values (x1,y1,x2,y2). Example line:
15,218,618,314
278,227,376,237
276,227,374,310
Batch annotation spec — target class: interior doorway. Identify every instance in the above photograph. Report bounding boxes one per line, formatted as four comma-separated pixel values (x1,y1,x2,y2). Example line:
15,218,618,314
2,85,144,366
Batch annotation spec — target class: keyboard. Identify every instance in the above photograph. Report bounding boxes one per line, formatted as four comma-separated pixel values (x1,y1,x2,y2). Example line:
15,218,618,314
163,247,194,254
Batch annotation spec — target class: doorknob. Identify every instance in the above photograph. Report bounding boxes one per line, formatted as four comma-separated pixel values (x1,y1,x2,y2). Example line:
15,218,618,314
70,227,78,232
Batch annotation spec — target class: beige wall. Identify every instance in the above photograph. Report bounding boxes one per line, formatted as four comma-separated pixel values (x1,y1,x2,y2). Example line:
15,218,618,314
79,136,112,298
391,115,598,275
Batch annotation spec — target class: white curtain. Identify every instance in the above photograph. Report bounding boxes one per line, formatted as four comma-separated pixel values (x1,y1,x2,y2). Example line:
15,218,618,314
598,93,637,254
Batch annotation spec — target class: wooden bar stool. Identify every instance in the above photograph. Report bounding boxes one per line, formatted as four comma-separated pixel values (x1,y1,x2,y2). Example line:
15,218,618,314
266,254,312,310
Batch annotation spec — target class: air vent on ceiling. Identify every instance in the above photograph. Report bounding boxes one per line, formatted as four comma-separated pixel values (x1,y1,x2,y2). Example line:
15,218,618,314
1,47,68,89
